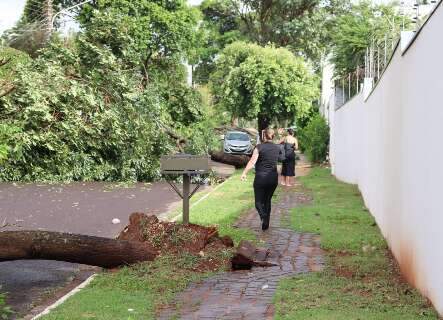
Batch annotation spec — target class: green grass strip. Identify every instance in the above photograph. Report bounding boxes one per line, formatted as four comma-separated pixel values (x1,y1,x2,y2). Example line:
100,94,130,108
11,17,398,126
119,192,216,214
274,167,438,319
173,170,256,244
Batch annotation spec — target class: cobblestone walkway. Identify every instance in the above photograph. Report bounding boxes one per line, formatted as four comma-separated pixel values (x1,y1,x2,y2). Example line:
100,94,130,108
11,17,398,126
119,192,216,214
158,160,323,319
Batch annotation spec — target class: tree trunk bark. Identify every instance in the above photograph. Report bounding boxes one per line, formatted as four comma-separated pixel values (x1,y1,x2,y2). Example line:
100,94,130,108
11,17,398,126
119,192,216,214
0,231,158,268
258,114,271,139
231,116,239,127
210,151,250,168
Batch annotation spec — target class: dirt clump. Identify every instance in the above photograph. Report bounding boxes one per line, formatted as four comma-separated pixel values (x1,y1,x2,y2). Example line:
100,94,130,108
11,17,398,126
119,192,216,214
117,213,234,272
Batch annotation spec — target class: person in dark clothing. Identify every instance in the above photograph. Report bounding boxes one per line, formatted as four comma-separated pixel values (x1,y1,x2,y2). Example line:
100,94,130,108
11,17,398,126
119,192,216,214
241,128,283,231
280,128,298,186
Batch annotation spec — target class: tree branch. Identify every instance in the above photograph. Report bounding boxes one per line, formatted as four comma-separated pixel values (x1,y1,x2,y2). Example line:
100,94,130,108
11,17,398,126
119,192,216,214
0,57,11,67
0,85,16,98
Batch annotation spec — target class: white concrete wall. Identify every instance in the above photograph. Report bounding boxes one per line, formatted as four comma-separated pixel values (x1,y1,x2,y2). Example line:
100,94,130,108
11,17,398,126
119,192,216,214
330,2,443,314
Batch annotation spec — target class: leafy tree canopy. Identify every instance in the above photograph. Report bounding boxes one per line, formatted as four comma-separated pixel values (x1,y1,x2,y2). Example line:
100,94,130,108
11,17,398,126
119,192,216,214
0,0,216,182
211,42,319,131
330,0,403,77
190,0,243,84
194,0,351,84
78,0,200,86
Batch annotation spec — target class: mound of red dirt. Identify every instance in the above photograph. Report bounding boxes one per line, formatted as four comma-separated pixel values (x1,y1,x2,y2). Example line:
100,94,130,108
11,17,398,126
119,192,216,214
117,213,235,272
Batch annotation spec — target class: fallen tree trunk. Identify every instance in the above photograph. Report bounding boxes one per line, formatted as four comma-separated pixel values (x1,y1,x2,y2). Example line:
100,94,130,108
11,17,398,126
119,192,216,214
210,151,250,168
214,126,258,139
0,231,158,268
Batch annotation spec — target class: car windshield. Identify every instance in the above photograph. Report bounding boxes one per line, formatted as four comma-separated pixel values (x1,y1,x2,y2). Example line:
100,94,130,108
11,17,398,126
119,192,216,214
227,133,249,141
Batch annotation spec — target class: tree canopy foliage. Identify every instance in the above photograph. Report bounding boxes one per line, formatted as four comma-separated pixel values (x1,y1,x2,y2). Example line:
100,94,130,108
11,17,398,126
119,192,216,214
193,0,351,83
211,42,318,131
330,1,404,77
0,0,218,182
191,0,243,84
232,0,319,46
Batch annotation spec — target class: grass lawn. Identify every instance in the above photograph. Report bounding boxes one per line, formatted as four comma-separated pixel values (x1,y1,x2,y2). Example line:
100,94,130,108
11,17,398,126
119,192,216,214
170,170,256,244
274,167,439,319
40,171,256,320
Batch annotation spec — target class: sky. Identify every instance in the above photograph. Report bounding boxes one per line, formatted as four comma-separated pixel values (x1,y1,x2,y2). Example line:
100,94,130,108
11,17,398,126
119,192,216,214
0,0,26,33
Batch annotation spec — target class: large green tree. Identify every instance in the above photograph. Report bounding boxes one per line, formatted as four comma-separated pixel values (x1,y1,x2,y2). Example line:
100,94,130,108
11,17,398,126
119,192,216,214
211,42,318,132
195,0,351,80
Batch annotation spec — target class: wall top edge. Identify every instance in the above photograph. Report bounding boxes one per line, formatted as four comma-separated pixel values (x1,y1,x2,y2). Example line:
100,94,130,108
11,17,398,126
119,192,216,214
402,0,443,56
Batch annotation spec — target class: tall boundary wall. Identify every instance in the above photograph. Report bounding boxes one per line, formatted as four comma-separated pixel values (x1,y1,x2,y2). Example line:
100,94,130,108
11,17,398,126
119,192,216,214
329,2,443,314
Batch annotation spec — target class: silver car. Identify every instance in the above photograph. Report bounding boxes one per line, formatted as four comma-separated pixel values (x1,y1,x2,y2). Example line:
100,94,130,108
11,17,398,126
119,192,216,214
223,131,253,155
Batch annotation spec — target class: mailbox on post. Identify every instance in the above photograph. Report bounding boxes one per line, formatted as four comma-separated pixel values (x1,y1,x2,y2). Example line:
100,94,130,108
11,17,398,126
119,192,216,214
160,154,210,224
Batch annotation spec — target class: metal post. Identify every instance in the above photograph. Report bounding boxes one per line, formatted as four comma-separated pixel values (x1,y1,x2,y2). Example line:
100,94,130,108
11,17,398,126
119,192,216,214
182,174,190,224
377,44,380,80
356,67,359,93
348,73,351,99
367,47,369,78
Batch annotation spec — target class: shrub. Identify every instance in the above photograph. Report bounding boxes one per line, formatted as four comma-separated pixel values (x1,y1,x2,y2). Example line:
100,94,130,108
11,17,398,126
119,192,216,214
0,124,21,165
298,114,329,163
0,292,13,319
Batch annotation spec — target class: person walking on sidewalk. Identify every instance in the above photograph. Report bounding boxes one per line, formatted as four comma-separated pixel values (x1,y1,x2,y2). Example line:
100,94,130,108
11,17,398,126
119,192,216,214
280,128,298,186
241,128,284,231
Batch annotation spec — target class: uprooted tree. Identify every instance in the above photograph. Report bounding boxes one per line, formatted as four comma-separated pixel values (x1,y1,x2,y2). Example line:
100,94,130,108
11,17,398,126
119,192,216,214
0,213,272,270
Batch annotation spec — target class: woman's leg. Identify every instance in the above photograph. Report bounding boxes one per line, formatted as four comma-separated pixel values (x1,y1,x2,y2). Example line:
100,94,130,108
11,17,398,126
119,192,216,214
262,182,278,230
254,182,266,221
281,162,287,185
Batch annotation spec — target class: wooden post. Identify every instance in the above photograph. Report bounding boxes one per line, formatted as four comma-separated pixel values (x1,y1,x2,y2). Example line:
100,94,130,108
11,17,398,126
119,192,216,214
183,174,190,224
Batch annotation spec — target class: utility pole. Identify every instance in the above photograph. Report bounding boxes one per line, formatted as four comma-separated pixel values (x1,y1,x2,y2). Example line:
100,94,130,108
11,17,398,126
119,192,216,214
44,0,54,42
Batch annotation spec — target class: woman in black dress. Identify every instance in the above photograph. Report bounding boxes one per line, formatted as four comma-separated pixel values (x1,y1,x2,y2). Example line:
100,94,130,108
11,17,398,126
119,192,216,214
241,128,283,231
280,128,298,186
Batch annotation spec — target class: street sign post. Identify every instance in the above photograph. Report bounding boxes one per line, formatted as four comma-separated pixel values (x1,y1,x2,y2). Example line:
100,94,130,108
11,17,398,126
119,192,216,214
160,154,210,224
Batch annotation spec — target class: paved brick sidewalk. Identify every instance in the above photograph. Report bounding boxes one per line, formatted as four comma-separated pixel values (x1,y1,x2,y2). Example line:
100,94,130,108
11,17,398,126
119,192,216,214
157,181,323,320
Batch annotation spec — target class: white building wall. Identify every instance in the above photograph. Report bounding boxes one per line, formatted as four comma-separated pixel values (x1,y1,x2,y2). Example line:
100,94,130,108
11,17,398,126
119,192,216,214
330,2,443,314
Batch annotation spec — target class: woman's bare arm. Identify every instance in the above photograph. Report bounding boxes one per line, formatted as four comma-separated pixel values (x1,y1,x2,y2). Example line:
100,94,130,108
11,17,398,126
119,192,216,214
241,148,259,181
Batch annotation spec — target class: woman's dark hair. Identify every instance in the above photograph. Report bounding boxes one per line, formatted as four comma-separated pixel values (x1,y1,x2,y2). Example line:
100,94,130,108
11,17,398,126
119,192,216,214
287,128,294,136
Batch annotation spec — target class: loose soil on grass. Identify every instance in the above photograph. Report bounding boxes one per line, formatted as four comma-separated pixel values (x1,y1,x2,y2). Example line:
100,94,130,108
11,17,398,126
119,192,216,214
117,213,235,272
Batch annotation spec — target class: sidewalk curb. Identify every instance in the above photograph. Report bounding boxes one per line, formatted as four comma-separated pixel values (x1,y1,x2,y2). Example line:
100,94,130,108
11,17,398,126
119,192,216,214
31,274,97,320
